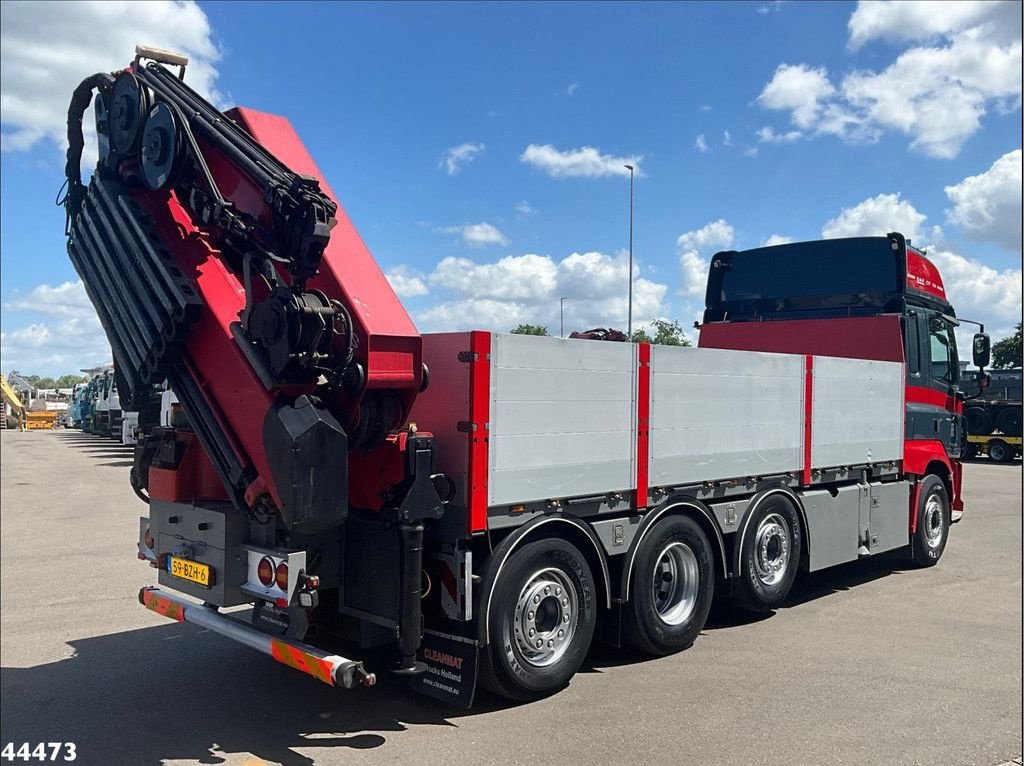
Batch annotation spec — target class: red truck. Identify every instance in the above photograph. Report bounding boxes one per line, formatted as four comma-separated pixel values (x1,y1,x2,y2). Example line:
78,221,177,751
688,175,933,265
62,48,988,706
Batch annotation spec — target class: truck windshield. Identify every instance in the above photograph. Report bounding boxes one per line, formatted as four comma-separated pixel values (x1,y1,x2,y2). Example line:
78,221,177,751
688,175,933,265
929,317,959,389
706,238,901,320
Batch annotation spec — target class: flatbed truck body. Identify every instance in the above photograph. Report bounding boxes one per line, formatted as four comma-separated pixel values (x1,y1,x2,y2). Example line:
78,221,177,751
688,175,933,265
62,48,981,706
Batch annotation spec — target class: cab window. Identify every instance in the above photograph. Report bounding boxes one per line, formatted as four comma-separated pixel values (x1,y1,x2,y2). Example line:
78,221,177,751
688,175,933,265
928,318,959,388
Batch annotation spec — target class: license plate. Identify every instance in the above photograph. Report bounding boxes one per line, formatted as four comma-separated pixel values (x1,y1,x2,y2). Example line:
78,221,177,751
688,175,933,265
167,556,213,587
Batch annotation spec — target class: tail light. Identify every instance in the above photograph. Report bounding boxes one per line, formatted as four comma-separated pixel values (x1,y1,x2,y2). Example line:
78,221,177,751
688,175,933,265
257,556,275,587
275,561,289,591
144,526,155,550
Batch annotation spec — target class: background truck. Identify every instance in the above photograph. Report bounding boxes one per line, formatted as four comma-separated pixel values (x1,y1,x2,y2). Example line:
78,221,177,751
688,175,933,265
61,47,985,706
959,368,1022,463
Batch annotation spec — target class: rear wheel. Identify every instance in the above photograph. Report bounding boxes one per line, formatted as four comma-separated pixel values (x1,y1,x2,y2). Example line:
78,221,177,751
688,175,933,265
480,537,597,701
623,516,715,656
988,439,1013,464
963,442,977,461
965,407,994,435
911,475,950,567
733,495,802,611
995,408,1022,438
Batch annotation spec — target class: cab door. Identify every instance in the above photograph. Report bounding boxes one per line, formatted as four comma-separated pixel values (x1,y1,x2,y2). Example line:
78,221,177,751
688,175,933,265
905,309,961,457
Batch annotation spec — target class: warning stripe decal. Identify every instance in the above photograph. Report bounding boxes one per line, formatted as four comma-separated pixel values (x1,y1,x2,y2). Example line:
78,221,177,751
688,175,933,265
141,588,186,623
270,639,335,686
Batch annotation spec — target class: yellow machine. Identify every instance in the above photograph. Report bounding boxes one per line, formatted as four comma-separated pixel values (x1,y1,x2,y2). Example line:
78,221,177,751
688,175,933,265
1,374,58,430
1,373,27,430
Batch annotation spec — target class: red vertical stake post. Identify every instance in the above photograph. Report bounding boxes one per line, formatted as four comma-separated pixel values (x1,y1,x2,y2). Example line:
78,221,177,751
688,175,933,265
636,343,651,509
803,355,814,486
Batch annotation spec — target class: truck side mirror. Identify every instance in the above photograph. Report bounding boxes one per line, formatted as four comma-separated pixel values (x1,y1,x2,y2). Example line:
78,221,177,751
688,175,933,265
972,332,991,369
976,371,991,390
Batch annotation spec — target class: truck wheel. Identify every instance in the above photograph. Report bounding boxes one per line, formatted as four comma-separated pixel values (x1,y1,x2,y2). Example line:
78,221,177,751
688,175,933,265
480,537,596,701
733,495,802,611
911,475,950,567
965,407,994,436
996,408,1022,437
988,439,1013,464
963,442,977,461
623,516,715,656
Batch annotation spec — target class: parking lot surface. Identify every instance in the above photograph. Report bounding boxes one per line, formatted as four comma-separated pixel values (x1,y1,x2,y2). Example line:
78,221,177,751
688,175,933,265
1,430,1021,766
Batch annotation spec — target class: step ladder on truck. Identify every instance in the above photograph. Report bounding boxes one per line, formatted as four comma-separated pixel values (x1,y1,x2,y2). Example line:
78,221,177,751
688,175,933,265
60,45,987,707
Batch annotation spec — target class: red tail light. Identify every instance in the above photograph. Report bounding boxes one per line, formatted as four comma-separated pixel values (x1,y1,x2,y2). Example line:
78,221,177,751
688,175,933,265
257,556,275,586
275,561,289,591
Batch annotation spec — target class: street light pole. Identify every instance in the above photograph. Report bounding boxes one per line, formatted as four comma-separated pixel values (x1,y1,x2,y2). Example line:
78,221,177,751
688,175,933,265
624,164,634,339
560,296,568,338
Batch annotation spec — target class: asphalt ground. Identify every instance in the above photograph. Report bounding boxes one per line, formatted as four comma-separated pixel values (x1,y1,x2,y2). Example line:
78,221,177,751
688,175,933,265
1,429,1021,766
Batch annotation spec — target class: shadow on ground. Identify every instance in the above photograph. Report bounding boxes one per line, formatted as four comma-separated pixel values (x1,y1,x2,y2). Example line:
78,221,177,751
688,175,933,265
4,431,920,764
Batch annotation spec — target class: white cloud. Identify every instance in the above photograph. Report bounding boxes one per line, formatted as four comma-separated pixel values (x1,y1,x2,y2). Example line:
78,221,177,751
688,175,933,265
761,234,794,246
566,82,579,96
821,193,928,242
677,220,735,297
756,126,802,144
384,267,429,298
438,142,484,175
944,149,1022,251
440,222,509,247
757,64,836,129
848,0,1021,50
695,134,709,153
4,280,96,318
699,105,712,112
417,250,668,333
743,147,759,158
757,12,1022,158
927,247,1022,341
520,144,641,179
515,200,537,216
0,1,222,154
1,281,111,376
722,130,733,146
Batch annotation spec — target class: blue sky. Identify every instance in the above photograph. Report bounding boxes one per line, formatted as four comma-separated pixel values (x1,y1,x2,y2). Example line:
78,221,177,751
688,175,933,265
1,0,1021,375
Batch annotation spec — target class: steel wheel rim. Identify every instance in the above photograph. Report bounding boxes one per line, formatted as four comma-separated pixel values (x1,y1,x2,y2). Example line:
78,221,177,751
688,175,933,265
652,541,700,626
924,495,945,548
753,513,790,586
512,567,578,668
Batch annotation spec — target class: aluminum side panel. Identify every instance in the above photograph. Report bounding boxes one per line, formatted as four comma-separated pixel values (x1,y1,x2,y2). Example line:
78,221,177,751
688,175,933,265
649,347,804,485
811,356,905,468
487,334,636,506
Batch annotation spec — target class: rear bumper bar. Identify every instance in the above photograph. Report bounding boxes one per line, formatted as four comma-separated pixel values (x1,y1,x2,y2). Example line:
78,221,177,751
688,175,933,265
139,587,375,689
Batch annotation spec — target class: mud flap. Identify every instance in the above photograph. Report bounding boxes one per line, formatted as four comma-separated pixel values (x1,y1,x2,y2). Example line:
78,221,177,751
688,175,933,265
409,630,479,709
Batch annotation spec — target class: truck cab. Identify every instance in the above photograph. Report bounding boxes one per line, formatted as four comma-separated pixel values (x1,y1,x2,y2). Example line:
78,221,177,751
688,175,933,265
697,232,983,515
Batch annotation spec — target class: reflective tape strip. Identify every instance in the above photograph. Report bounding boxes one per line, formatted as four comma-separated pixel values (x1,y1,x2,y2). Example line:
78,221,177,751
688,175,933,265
270,639,334,685
141,588,186,623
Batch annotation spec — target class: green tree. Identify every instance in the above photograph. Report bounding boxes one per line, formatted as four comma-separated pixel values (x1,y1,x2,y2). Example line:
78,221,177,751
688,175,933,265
630,319,691,346
991,323,1022,369
510,324,549,336
57,374,87,389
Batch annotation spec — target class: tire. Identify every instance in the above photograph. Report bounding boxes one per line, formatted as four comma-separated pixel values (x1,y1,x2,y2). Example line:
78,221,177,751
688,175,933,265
988,439,1013,464
479,537,597,701
963,442,977,461
733,494,802,611
911,475,950,567
622,516,716,656
965,407,994,436
996,408,1022,437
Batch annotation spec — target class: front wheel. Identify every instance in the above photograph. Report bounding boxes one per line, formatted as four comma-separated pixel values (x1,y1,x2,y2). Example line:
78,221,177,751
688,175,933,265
911,475,950,567
988,439,1013,464
622,516,716,656
480,537,597,701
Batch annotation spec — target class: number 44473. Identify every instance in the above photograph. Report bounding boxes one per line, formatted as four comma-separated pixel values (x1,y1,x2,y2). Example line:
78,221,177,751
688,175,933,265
0,744,76,762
